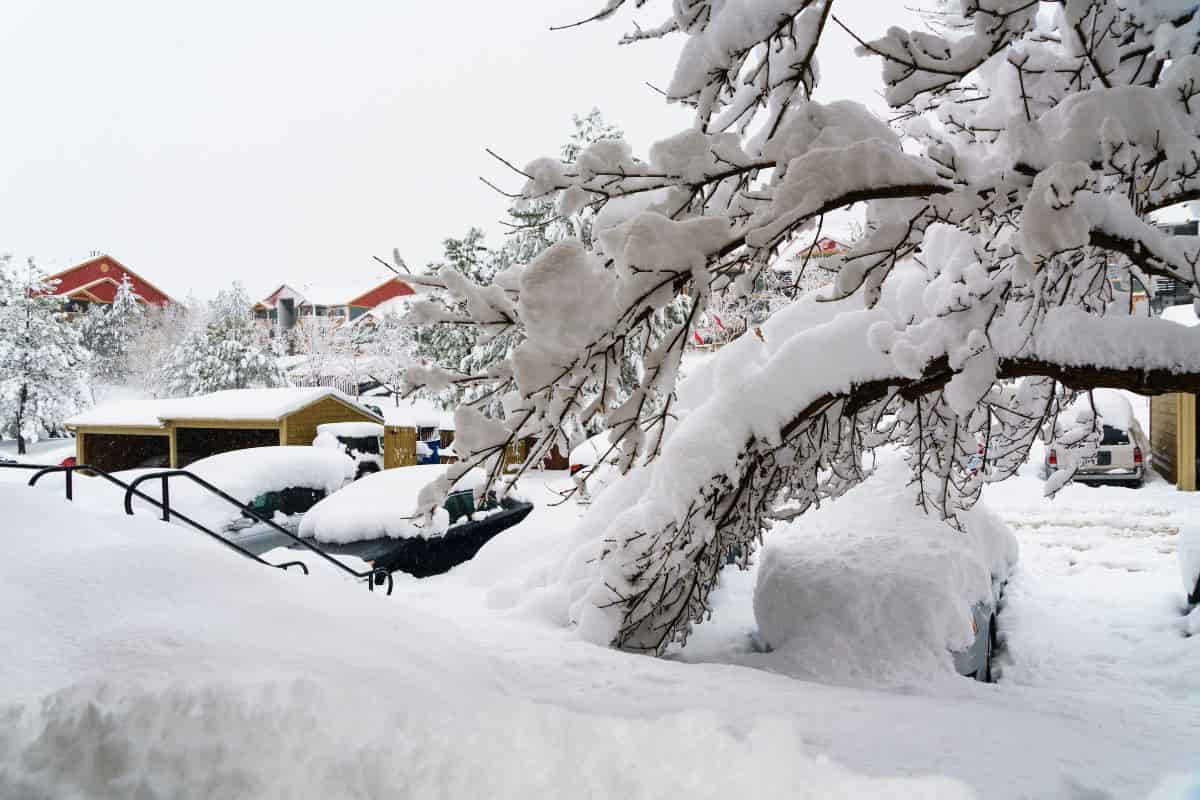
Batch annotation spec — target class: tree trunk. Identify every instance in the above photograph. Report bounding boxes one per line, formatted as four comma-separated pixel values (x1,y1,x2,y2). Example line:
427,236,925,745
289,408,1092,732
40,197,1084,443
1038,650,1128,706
15,382,27,456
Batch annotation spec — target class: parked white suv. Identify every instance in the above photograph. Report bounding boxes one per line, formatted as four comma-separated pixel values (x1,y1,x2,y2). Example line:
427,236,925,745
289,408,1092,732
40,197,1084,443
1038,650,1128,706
1043,390,1146,487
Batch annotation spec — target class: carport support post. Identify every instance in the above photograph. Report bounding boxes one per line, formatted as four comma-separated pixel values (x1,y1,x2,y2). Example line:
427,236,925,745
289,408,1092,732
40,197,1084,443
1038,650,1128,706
168,426,179,469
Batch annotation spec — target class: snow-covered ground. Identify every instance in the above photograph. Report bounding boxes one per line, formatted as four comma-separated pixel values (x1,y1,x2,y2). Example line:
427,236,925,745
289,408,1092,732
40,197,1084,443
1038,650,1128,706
1,453,1198,798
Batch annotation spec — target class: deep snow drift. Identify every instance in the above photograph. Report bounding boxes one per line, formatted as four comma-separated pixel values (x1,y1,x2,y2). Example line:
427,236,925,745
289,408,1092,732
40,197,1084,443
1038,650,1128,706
2,457,1198,798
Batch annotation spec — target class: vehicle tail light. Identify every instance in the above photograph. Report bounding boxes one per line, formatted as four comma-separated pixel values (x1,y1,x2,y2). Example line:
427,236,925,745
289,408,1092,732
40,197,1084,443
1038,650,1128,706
1048,449,1057,466
1134,446,1143,465
569,464,584,476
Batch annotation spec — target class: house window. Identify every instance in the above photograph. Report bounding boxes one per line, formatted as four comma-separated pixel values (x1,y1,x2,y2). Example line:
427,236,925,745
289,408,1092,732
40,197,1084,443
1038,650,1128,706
349,306,366,320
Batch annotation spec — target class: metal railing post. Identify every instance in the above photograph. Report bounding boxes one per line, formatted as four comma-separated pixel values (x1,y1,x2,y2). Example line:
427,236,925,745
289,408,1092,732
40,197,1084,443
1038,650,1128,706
65,468,73,501
161,474,170,522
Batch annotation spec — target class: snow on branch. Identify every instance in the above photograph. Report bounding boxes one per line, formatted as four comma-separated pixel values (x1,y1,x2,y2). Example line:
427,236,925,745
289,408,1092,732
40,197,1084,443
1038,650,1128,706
403,0,1200,653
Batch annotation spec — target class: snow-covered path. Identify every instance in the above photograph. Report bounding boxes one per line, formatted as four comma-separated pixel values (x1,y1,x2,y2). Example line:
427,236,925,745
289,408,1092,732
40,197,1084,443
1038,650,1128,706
996,502,1195,700
982,446,1199,709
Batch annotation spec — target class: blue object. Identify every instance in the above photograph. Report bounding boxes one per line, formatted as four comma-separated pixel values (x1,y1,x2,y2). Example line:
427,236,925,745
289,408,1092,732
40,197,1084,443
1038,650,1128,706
418,439,440,465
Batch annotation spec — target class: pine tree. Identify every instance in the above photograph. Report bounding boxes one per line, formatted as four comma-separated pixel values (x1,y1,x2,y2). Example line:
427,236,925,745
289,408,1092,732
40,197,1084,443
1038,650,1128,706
0,257,91,454
155,283,283,397
81,273,145,389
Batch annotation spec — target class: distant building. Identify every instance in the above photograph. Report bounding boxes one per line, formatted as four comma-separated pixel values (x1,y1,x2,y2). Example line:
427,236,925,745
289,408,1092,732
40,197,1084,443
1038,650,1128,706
254,276,415,340
1150,220,1198,313
35,254,176,312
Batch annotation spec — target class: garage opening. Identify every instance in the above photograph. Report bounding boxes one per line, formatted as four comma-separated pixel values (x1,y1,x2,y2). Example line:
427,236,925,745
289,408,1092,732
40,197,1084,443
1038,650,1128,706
175,427,279,467
83,434,170,473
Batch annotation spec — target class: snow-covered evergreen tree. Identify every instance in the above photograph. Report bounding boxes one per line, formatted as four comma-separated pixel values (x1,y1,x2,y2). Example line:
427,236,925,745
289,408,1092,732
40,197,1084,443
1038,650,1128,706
408,0,1200,653
155,283,283,397
81,273,145,389
0,257,90,454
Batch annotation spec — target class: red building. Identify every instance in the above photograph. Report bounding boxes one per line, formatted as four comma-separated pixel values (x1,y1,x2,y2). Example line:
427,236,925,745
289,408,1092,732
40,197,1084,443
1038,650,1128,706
38,254,176,310
254,276,416,337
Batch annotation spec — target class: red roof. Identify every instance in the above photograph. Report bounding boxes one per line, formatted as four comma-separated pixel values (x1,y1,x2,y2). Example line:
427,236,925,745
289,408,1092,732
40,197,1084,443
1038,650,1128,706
346,277,415,309
38,255,175,307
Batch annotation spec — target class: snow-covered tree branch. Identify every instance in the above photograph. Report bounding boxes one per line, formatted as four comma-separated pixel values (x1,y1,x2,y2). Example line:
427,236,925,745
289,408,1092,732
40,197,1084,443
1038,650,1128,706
403,0,1200,653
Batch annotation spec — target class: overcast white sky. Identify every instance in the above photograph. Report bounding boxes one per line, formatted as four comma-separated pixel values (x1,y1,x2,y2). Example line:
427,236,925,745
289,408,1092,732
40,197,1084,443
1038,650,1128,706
0,1,918,302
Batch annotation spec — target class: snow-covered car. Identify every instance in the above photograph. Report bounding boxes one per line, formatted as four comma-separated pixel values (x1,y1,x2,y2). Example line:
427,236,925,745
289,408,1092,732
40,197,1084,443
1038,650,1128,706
568,432,620,503
313,421,386,479
754,457,1019,683
1042,390,1146,487
121,446,356,534
294,465,534,578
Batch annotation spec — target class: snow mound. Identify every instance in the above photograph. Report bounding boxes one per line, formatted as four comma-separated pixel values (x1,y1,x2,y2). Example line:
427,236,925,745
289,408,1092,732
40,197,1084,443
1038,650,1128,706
299,465,487,543
754,455,1018,685
0,485,976,800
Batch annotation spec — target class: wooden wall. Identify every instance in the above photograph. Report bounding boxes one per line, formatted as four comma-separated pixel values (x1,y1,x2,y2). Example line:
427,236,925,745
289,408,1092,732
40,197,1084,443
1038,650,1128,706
283,396,379,447
1150,392,1197,491
1151,394,1179,485
384,426,417,469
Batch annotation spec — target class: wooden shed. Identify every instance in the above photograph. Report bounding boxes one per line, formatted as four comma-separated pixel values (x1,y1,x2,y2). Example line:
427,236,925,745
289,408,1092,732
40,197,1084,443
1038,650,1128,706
64,388,382,473
1151,392,1197,491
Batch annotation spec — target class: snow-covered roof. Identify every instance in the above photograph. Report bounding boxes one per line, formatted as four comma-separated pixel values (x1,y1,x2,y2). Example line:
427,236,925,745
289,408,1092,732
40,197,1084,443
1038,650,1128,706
66,388,382,428
374,398,456,430
64,398,185,429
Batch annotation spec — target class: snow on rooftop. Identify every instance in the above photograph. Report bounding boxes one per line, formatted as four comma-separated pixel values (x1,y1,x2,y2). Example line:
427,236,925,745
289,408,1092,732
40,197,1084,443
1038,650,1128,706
374,397,456,430
65,398,184,429
66,387,382,428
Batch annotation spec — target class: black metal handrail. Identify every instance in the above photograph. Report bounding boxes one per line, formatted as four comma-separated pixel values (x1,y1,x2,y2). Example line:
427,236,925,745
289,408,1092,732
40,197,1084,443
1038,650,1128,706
8,462,310,575
123,469,393,595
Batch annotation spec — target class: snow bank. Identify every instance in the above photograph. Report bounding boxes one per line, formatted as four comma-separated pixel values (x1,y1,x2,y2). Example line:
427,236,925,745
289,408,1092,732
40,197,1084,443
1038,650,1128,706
0,485,986,798
299,465,487,543
753,455,1017,685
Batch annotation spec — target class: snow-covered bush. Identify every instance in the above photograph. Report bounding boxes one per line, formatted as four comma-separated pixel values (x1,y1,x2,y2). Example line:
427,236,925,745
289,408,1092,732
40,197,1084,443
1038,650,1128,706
404,1,1200,653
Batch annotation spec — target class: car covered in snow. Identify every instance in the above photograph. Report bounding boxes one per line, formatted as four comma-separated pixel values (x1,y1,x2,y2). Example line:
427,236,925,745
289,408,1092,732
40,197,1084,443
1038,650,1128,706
122,446,357,534
1042,390,1147,487
292,465,534,578
754,456,1019,683
313,421,386,479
